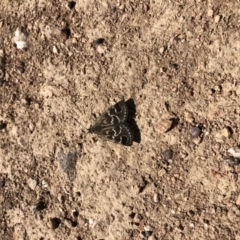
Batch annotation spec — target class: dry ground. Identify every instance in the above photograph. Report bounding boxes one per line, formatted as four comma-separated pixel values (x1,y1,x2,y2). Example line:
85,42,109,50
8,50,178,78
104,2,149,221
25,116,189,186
0,0,240,239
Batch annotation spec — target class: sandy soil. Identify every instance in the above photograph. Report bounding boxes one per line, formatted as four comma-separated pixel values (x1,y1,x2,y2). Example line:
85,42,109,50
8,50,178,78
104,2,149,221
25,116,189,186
1,0,240,239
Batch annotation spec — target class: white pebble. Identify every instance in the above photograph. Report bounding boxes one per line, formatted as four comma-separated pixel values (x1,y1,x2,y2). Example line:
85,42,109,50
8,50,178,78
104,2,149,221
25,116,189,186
53,45,58,53
28,178,37,190
228,148,240,158
42,180,48,188
13,28,28,50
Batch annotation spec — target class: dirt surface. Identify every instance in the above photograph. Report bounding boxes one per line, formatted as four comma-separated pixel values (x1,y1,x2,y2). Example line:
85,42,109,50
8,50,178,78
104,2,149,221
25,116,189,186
1,0,240,239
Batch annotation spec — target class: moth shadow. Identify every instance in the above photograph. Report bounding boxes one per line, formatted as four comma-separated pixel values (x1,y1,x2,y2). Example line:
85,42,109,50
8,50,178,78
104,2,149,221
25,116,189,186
167,117,179,132
125,98,141,143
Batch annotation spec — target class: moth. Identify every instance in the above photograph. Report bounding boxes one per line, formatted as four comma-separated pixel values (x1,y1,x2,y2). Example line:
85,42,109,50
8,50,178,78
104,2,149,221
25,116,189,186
89,100,134,146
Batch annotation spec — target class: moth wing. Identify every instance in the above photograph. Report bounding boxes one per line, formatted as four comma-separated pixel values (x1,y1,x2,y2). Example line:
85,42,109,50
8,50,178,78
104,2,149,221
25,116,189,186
96,100,129,126
98,123,133,146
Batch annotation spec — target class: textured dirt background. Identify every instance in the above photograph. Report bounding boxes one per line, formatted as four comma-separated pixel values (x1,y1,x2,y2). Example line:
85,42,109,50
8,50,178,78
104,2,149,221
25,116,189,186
1,0,240,239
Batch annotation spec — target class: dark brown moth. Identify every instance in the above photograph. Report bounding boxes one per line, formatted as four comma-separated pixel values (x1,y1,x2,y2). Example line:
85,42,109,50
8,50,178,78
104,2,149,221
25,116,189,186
89,100,133,146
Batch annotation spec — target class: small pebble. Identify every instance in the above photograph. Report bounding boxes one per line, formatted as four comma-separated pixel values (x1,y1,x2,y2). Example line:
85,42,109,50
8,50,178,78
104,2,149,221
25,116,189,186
13,27,28,50
189,125,202,138
159,47,165,53
155,119,173,133
42,180,48,188
53,46,58,53
161,149,173,160
214,15,221,23
189,223,194,228
221,127,231,138
29,122,35,132
184,111,195,123
28,178,37,190
96,45,107,54
143,225,152,238
153,193,160,203
72,37,77,44
228,148,240,158
158,168,167,177
207,9,214,17
192,136,202,145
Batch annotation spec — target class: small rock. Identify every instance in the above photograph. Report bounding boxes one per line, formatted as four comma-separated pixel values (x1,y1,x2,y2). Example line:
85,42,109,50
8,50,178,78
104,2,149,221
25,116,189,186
28,178,37,190
72,37,77,44
158,168,167,177
88,218,97,228
189,125,202,138
184,111,195,123
207,9,214,17
159,47,165,54
143,225,152,238
53,45,58,53
228,148,240,158
13,27,28,50
214,15,221,23
192,136,202,145
28,122,35,132
96,45,107,54
42,180,48,188
221,127,231,138
189,223,194,228
155,119,173,133
161,149,173,160
153,193,160,203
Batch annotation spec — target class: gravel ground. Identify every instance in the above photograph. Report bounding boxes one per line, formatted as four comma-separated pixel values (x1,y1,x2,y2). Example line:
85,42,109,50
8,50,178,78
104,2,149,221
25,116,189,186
0,1,240,239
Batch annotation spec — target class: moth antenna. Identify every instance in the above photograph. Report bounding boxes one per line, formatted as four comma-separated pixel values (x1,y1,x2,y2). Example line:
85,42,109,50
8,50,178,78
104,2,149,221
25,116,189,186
73,117,89,132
